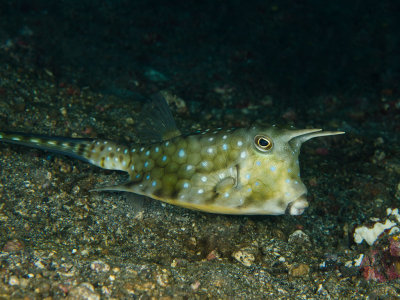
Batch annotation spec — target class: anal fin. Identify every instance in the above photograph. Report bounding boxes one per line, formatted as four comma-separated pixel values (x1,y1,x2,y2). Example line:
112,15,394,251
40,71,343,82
91,180,143,194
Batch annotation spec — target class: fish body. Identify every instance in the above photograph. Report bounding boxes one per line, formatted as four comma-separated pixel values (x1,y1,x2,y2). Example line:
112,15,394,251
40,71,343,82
0,97,344,215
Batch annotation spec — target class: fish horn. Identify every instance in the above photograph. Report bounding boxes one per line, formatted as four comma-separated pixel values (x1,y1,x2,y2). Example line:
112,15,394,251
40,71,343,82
285,128,344,146
284,128,323,142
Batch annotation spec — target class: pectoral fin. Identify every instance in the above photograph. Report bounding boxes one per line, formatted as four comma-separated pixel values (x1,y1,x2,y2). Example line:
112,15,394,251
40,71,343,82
215,177,236,194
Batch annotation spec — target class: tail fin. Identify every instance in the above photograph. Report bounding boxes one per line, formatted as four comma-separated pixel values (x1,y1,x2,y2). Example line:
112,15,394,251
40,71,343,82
0,131,132,172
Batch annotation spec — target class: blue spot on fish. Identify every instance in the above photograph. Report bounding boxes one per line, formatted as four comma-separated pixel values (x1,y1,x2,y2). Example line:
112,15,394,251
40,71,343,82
162,155,167,161
270,166,276,172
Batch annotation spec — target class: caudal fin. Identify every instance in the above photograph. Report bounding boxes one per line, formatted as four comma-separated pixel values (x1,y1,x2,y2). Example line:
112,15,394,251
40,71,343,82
0,131,132,172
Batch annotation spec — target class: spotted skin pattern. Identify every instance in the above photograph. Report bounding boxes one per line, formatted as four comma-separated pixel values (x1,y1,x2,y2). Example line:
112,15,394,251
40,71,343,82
0,125,343,215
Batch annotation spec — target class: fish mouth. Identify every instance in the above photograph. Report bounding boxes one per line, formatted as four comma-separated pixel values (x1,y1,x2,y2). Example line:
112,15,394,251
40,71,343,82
286,194,309,215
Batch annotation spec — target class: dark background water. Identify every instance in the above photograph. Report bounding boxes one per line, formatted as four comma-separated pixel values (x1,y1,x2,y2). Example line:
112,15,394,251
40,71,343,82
1,0,399,108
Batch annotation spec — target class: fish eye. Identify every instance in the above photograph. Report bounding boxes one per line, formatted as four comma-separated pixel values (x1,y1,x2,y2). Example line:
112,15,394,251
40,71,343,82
254,135,273,152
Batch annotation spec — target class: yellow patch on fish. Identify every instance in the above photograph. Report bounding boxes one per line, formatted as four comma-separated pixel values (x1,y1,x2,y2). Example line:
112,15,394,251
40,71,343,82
0,95,344,215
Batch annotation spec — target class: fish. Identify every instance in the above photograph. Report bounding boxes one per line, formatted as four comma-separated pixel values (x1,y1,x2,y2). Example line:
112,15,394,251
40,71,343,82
0,95,344,215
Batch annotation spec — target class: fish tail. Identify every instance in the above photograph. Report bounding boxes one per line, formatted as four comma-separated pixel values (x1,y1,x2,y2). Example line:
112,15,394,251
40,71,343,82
0,131,131,171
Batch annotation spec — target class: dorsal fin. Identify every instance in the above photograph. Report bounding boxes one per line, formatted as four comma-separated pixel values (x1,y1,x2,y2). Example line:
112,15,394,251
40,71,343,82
135,93,181,144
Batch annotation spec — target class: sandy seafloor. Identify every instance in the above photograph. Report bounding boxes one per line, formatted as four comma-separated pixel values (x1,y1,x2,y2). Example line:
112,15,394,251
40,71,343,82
0,1,400,299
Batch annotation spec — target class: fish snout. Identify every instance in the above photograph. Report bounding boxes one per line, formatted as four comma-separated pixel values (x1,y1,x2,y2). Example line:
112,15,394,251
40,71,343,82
286,194,309,215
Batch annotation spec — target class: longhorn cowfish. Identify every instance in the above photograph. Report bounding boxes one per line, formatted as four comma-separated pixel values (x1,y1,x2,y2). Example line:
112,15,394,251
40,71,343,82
0,95,344,215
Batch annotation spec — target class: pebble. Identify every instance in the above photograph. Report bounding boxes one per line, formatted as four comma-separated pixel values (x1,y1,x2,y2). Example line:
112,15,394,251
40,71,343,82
288,230,312,248
58,160,72,173
72,185,80,194
8,275,19,286
60,107,68,117
372,149,385,163
144,69,168,82
160,90,188,114
90,260,110,273
67,282,100,300
35,282,51,294
156,270,169,287
125,117,135,125
232,241,259,267
34,260,46,269
395,182,400,200
206,249,219,261
7,275,29,288
289,263,310,277
370,285,399,298
232,250,255,267
3,239,24,252
191,280,200,291
123,283,136,295
101,286,112,296
374,137,384,146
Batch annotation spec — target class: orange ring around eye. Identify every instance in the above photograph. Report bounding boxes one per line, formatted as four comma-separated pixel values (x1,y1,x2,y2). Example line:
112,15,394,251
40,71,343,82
254,135,273,152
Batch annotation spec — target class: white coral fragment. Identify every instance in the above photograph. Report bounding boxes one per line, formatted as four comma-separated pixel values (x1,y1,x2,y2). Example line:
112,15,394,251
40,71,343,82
354,219,397,246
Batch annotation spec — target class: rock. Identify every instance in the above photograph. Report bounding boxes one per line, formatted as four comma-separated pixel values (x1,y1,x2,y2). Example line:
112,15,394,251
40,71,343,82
232,242,259,267
3,239,24,252
288,230,312,248
232,250,255,267
8,275,19,286
144,69,168,82
90,260,110,273
289,263,310,277
67,283,99,300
